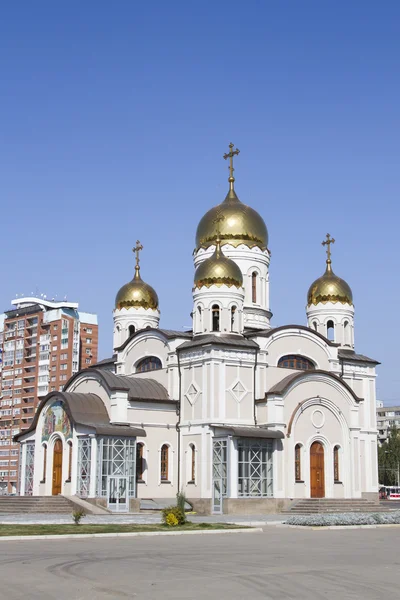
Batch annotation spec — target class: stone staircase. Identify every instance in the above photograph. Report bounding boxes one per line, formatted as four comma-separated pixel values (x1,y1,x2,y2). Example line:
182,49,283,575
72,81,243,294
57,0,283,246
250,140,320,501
0,495,75,514
282,498,387,514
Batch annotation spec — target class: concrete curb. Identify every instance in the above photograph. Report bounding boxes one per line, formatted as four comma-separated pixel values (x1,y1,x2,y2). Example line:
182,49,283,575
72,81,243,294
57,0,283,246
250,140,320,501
275,523,400,530
0,527,263,541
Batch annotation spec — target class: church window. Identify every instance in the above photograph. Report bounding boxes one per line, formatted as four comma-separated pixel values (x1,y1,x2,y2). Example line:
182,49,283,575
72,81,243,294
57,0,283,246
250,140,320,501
326,320,335,341
295,444,302,481
212,305,220,332
67,441,73,481
343,321,350,346
161,444,169,481
238,439,273,497
278,355,315,371
197,306,203,331
252,272,257,303
129,325,136,337
136,356,162,373
42,444,47,482
333,446,340,482
230,306,237,332
313,321,318,331
136,443,145,482
189,443,196,483
77,438,91,498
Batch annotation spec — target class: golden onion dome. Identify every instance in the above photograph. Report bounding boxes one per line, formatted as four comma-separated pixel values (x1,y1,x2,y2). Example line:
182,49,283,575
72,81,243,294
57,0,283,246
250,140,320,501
195,143,268,250
196,188,268,250
307,261,353,307
115,241,159,310
194,239,243,289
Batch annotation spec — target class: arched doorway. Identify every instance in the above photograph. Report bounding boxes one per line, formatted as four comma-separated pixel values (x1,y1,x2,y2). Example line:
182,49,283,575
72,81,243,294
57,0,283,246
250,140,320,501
310,441,325,498
52,439,63,495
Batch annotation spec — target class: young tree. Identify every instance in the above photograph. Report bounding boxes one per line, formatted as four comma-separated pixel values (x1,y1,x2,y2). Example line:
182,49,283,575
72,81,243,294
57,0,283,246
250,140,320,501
378,426,400,486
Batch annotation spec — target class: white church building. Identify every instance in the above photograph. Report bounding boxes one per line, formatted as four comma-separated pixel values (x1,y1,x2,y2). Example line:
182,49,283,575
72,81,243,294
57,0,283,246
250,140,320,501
16,145,379,513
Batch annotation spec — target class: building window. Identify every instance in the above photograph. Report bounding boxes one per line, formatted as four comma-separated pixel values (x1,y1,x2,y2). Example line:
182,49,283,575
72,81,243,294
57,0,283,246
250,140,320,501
136,356,162,373
77,438,91,498
136,443,145,482
313,321,318,331
86,328,92,334
252,272,258,303
160,444,169,481
238,439,273,497
197,306,203,331
189,444,196,483
85,359,91,364
278,355,315,371
333,446,340,482
129,325,136,337
86,338,92,344
343,321,350,346
97,437,136,498
327,320,335,341
212,305,220,332
230,306,237,332
42,444,47,482
295,444,302,481
85,348,91,355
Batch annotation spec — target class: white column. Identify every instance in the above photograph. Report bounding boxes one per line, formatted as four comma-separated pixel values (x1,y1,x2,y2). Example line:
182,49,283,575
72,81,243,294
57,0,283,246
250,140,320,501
89,436,98,497
228,436,238,498
19,443,27,496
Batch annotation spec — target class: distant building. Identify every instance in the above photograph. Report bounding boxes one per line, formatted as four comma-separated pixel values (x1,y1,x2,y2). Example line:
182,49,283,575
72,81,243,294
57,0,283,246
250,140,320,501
376,401,400,446
0,297,98,494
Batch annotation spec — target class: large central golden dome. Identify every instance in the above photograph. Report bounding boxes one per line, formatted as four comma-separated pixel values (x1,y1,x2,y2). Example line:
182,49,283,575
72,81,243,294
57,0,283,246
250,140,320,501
307,261,353,306
196,188,268,250
115,266,159,310
194,239,243,288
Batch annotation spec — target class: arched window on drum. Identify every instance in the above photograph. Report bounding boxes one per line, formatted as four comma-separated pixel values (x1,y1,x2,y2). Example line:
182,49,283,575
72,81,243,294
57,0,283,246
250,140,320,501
136,356,162,373
278,355,315,371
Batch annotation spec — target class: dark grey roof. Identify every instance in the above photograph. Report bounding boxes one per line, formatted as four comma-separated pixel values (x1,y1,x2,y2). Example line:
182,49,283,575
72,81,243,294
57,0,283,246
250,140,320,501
244,324,339,347
212,425,284,439
178,334,259,351
259,370,363,403
15,392,146,441
91,355,116,367
66,369,172,402
116,327,192,352
338,349,380,365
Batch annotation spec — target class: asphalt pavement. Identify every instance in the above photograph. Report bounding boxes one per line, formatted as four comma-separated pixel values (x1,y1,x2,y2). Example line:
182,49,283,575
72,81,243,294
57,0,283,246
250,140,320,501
0,526,399,599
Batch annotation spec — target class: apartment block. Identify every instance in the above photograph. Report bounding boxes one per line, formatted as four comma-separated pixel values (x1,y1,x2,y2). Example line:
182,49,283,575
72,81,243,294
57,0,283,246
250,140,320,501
376,401,400,446
0,297,98,494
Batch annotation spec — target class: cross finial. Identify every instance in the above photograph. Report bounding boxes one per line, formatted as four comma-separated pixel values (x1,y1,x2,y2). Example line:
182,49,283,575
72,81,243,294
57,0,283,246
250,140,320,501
132,240,143,276
223,142,240,191
322,233,335,264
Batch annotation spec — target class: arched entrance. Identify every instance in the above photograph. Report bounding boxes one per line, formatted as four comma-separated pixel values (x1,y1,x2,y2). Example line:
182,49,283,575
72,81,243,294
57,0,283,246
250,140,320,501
52,439,63,495
310,441,325,498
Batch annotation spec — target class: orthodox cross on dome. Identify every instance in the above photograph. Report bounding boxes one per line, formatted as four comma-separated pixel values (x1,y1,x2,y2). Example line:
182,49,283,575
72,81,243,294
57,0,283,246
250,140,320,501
132,240,143,276
223,142,240,190
322,233,335,264
212,212,225,247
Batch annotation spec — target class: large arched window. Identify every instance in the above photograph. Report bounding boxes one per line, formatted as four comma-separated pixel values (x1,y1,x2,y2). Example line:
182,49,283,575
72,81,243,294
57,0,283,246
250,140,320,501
295,444,302,482
212,305,220,332
136,356,162,373
161,444,169,481
278,355,315,371
136,443,145,482
252,272,258,303
333,446,340,482
326,320,335,341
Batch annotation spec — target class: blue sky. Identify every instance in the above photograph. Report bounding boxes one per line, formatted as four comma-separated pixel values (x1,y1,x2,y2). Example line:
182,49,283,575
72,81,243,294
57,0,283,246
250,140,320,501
1,2,399,403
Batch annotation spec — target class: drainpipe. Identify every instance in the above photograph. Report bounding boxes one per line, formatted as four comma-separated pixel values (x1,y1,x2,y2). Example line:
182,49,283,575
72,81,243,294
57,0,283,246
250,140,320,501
254,347,259,425
176,350,182,493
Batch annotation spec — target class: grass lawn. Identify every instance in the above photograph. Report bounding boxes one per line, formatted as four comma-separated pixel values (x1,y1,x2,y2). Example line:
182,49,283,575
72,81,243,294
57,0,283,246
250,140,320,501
0,522,248,537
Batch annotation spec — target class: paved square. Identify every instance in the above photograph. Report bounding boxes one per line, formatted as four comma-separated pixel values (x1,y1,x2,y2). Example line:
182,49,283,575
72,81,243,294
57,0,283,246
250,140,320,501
0,527,398,599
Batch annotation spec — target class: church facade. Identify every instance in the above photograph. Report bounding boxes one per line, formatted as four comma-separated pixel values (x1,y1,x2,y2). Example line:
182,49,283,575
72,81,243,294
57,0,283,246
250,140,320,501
16,145,380,513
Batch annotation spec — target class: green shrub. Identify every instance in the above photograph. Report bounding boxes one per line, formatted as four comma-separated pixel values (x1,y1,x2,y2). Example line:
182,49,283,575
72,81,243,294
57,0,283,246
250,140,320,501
176,490,188,513
161,505,187,526
72,509,86,525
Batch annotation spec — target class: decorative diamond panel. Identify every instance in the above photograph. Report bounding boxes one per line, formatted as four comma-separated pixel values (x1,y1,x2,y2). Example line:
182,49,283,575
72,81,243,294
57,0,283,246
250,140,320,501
185,383,200,406
230,380,247,403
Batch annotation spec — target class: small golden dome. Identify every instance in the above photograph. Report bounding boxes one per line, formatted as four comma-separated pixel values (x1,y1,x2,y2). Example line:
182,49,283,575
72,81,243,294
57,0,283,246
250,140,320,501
196,188,268,250
307,262,353,306
115,241,159,310
194,239,243,288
